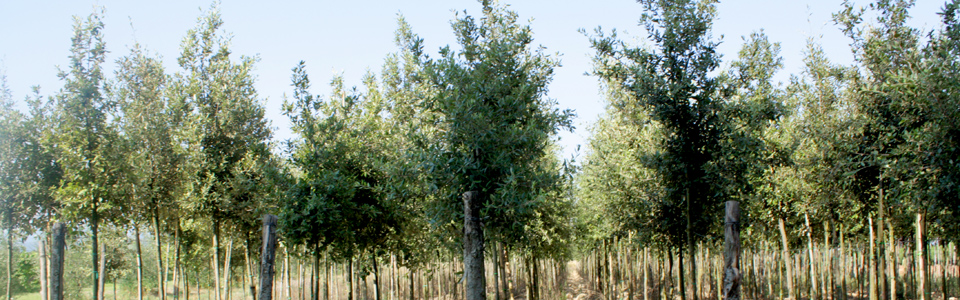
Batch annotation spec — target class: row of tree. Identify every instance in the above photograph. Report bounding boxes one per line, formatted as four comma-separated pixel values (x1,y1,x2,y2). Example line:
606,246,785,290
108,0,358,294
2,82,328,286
577,0,959,299
1,0,959,299
1,1,576,299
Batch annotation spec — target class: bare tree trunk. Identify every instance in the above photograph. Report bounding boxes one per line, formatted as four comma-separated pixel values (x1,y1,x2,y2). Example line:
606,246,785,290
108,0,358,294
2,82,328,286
245,238,255,300
136,224,145,300
779,217,794,300
50,223,66,300
723,201,741,300
463,191,485,300
887,222,896,300
225,239,235,300
175,223,182,300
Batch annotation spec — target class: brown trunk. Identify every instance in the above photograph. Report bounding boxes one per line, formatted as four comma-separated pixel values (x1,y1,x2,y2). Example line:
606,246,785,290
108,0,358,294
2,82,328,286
723,201,741,300
779,217,794,300
136,225,145,300
888,222,896,300
805,213,817,300
463,191,485,300
258,215,278,300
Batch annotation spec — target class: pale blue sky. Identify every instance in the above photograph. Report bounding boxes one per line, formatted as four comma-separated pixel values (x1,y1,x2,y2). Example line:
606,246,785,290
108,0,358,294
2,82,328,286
0,0,947,160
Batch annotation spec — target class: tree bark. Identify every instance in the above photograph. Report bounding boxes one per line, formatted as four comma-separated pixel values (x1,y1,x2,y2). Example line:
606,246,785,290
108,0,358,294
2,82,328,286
136,224,144,300
224,239,234,300
98,241,106,300
887,221,896,300
463,191,485,300
174,223,181,300
258,215,278,300
49,223,66,300
372,253,381,300
723,201,741,300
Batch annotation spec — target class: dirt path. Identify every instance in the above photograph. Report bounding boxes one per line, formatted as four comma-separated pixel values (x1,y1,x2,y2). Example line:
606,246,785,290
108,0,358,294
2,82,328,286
564,260,601,300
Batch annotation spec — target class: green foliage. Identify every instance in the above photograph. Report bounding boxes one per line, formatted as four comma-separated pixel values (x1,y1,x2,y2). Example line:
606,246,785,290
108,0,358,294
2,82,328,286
418,1,575,254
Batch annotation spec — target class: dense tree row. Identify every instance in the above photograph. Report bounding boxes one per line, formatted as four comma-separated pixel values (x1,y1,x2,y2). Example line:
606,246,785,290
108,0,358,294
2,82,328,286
0,0,958,300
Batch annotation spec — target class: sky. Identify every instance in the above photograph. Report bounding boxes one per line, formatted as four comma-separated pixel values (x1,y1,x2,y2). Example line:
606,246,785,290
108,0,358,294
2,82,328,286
0,0,948,161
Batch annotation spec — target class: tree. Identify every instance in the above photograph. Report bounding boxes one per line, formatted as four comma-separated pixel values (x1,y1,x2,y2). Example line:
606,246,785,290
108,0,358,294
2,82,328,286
587,0,731,298
173,5,273,299
417,1,574,298
49,9,126,300
115,43,185,300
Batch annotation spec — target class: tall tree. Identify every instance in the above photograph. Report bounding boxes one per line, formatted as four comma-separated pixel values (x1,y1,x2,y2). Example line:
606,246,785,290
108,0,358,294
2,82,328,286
49,9,125,300
588,0,730,298
173,5,272,299
115,44,185,300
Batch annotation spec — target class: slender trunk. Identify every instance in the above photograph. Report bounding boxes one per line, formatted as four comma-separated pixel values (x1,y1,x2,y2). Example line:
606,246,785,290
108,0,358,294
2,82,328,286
870,217,878,300
92,206,101,300
916,212,928,300
805,213,817,300
258,215,278,300
284,248,290,300
887,222,896,300
6,224,12,300
686,187,697,300
155,210,166,300
348,258,354,300
136,224,145,300
40,237,49,300
225,239,234,300
494,242,500,300
680,245,687,300
840,224,847,300
175,223,182,300
879,190,887,300
643,247,649,300
779,217,794,300
246,238,254,300
372,253,380,300
214,221,222,300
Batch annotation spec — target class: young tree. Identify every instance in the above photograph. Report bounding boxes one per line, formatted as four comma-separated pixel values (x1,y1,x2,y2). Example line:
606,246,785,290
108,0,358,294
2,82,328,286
173,5,272,299
418,2,575,298
115,44,185,300
587,1,730,298
49,9,126,299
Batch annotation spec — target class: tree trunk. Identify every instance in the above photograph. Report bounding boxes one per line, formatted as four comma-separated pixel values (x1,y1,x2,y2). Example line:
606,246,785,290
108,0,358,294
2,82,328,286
348,258,354,300
372,253,381,300
50,223,66,300
494,242,500,300
7,224,12,300
686,187,697,300
40,237,49,300
463,191,485,300
723,201,741,300
887,222,896,300
214,221,222,300
155,211,166,300
136,224,145,300
175,223,182,300
224,239,234,300
680,245,686,300
805,213,817,300
779,217,794,300
258,215,278,300
98,241,106,300
870,217,878,300
916,212,928,300
245,238,255,300
92,206,101,300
